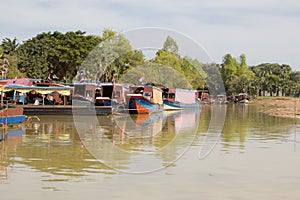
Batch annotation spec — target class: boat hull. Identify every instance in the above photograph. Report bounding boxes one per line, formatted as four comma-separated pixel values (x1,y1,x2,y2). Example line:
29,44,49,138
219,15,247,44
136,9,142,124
163,100,200,110
238,99,249,104
0,107,27,125
0,115,27,125
128,96,163,114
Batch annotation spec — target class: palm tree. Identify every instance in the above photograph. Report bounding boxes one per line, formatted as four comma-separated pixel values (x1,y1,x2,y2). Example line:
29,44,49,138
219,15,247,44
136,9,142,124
1,37,19,55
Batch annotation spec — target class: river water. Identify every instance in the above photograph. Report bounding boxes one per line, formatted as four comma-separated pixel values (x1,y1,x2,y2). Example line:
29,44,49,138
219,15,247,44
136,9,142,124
0,104,299,200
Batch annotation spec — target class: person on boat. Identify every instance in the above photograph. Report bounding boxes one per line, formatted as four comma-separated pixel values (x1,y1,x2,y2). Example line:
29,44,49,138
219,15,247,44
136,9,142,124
46,73,52,83
63,76,68,84
112,75,115,85
79,75,85,83
13,76,17,84
139,76,144,84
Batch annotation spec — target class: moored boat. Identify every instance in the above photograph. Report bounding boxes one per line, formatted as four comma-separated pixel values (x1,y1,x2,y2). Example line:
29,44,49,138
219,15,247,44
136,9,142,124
214,94,228,104
0,106,27,125
237,93,250,103
0,83,27,125
162,88,200,110
126,85,163,114
73,82,124,106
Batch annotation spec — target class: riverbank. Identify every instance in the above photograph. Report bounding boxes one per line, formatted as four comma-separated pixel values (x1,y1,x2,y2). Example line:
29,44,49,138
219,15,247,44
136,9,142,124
253,97,300,119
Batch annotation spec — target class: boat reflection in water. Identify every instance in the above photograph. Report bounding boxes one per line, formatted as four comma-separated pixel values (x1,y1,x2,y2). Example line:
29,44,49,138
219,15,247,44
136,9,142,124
0,115,117,184
0,110,201,179
0,126,25,182
77,109,201,173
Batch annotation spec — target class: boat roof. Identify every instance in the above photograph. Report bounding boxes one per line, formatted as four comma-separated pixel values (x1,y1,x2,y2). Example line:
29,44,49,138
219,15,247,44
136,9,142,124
4,84,73,90
0,78,41,86
4,84,73,95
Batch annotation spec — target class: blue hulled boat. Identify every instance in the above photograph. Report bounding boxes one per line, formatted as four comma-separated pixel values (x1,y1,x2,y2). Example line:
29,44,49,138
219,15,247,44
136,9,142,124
126,85,164,114
162,88,200,110
0,106,27,125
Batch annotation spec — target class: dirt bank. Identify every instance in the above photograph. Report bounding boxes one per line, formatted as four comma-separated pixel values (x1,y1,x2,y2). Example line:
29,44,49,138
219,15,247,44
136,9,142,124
253,97,300,119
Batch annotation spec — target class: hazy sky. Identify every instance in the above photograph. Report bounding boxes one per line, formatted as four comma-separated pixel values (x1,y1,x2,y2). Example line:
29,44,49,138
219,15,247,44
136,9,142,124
1,0,300,69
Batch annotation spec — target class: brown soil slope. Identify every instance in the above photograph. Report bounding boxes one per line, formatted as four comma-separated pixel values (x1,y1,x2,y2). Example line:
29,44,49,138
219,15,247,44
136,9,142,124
254,97,300,119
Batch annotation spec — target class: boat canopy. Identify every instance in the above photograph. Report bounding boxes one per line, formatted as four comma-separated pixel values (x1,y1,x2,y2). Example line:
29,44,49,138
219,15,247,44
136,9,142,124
175,89,197,104
152,87,163,104
4,84,73,96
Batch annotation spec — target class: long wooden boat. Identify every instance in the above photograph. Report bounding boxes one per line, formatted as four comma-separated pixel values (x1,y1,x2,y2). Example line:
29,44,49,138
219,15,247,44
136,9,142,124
126,85,164,114
162,88,200,110
18,105,111,115
0,106,27,125
0,82,27,124
3,82,112,115
72,82,126,115
73,83,124,106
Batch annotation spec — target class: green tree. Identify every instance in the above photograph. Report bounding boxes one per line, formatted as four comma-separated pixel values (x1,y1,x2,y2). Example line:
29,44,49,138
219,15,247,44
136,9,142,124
1,37,19,55
47,30,101,80
250,63,293,96
112,50,144,82
153,49,182,72
162,36,179,55
152,36,206,90
17,31,100,81
0,46,24,79
180,57,206,89
289,71,300,96
220,54,254,95
119,62,191,88
162,36,179,56
17,32,54,79
202,63,225,95
80,29,134,82
220,54,237,94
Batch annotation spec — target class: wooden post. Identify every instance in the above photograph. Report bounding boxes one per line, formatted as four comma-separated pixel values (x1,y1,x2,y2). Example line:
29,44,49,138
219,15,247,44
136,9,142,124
0,90,3,108
64,95,67,105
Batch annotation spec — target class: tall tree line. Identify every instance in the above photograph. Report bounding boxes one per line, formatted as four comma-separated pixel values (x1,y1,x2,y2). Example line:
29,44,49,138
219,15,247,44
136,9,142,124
218,53,300,97
1,31,299,97
249,63,300,96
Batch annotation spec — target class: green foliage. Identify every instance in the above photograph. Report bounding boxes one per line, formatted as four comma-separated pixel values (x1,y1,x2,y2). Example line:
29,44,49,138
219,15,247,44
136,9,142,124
220,54,254,95
1,30,299,98
180,57,206,89
202,63,225,95
162,36,179,55
79,29,142,82
0,46,24,79
17,31,101,80
153,49,182,72
17,33,54,79
151,37,206,90
48,31,101,80
6,54,25,79
119,62,191,88
112,50,144,81
250,63,297,96
1,37,19,55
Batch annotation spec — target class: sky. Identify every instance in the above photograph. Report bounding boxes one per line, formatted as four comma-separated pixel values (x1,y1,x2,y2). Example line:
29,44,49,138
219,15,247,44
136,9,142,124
1,0,300,70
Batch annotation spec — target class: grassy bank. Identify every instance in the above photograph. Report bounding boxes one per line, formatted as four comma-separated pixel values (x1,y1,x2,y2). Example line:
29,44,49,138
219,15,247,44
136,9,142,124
252,96,300,119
